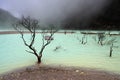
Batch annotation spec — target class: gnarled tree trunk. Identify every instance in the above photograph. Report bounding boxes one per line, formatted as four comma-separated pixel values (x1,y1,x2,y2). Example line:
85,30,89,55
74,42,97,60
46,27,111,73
37,56,42,63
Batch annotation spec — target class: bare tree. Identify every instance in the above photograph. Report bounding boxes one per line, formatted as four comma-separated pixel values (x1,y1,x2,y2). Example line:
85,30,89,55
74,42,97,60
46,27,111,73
97,32,106,46
104,36,118,57
13,16,57,63
77,32,87,45
109,43,113,57
107,37,117,57
81,34,87,45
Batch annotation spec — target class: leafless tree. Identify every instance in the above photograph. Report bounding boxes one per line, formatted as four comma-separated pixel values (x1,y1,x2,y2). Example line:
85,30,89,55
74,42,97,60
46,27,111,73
108,37,117,57
81,34,87,44
97,33,106,46
77,32,87,45
13,16,57,63
109,43,113,57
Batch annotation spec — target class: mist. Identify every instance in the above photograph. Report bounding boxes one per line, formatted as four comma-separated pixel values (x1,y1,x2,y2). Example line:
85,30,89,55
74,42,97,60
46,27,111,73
0,0,111,25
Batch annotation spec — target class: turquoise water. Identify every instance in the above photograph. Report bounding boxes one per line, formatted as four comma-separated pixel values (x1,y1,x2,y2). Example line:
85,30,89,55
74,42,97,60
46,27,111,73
0,31,120,74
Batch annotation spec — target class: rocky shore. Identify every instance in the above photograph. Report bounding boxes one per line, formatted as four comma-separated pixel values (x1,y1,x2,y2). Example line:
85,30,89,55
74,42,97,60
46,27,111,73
0,65,120,80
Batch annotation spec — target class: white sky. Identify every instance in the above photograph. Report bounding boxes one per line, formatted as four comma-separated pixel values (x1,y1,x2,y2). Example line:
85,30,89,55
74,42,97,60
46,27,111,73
0,0,110,24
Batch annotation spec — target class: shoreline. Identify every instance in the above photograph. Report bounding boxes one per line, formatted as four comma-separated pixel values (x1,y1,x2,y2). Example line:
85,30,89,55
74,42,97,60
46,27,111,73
0,65,120,80
0,31,75,35
0,31,120,36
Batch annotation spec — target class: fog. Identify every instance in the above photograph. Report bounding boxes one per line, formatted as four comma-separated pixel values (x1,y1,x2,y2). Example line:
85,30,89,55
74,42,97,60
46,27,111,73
0,0,111,24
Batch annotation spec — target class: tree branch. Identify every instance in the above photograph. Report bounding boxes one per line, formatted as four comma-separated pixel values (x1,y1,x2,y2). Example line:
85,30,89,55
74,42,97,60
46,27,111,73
25,50,34,54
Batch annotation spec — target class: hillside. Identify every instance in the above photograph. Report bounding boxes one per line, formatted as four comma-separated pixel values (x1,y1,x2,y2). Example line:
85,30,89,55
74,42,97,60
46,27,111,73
0,8,17,30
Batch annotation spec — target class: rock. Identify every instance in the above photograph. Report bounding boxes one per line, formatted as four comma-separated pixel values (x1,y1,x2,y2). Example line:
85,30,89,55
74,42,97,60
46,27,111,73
11,73,14,77
67,78,73,80
0,76,3,79
16,73,20,78
75,70,79,73
26,68,32,72
80,72,85,75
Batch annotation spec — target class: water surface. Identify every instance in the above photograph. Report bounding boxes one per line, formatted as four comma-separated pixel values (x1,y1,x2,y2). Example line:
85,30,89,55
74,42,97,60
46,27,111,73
0,31,120,74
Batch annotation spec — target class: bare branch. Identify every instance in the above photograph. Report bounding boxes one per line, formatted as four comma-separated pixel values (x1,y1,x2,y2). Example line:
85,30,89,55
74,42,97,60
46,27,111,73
42,33,45,46
25,50,34,54
39,26,57,56
14,16,58,63
30,30,36,47
14,16,39,58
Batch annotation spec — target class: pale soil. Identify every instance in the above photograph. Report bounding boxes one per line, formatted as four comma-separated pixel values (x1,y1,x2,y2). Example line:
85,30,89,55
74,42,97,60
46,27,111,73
0,66,120,80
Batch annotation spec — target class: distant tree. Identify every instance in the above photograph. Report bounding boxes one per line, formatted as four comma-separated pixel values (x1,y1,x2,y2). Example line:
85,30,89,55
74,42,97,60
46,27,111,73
109,43,113,57
103,36,118,57
13,16,57,64
81,34,87,45
76,33,87,45
97,33,106,46
107,37,117,57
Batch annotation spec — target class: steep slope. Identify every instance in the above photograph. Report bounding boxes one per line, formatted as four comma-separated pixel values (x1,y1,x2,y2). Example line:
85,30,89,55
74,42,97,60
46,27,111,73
0,8,17,30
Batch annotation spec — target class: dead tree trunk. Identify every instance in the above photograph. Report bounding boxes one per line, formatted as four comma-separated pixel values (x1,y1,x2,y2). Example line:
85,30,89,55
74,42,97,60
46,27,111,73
81,34,87,45
109,43,113,57
97,33,105,46
37,56,42,63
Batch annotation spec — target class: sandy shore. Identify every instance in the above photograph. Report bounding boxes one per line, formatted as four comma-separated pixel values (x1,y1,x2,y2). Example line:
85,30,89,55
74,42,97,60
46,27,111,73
0,65,120,80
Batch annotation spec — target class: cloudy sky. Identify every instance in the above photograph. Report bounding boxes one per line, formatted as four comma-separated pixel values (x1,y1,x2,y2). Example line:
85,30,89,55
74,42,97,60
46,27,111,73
0,0,110,24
